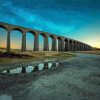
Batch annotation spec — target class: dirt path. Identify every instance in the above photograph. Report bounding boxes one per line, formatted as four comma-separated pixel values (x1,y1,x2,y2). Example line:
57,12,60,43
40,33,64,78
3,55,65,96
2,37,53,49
0,53,100,100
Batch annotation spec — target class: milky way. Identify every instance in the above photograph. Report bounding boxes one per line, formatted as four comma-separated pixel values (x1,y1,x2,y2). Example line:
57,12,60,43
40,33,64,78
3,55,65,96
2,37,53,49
0,0,100,48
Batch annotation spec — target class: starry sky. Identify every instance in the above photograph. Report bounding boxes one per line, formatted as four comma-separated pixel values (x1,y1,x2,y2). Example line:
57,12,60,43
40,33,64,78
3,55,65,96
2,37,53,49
0,0,100,49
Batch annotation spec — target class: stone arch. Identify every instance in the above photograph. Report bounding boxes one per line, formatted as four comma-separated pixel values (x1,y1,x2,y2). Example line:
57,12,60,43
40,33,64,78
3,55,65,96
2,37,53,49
77,41,80,51
0,26,8,51
84,44,86,51
0,25,8,31
57,37,63,51
10,28,22,51
69,40,73,51
73,41,77,51
80,43,83,51
86,44,89,51
11,28,23,33
64,39,69,51
76,41,79,51
26,31,37,36
26,31,36,51
49,35,57,51
39,33,48,51
78,42,82,51
83,43,85,51
77,42,81,51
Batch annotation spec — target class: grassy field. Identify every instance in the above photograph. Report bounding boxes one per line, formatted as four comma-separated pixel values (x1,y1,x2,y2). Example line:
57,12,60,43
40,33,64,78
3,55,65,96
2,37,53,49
76,51,100,55
0,50,75,64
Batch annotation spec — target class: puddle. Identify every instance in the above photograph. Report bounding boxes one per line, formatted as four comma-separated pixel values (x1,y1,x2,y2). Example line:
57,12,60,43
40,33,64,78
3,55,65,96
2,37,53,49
1,62,59,74
0,95,12,100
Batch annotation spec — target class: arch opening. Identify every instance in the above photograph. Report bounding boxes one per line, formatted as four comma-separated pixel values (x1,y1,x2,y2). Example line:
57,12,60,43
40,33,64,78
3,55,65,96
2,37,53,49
78,43,81,51
57,37,62,51
73,41,76,51
0,27,7,52
69,40,73,51
39,33,48,51
76,42,79,51
10,30,22,52
64,39,69,51
39,33,45,51
48,37,52,51
80,43,83,51
49,35,57,51
26,32,35,51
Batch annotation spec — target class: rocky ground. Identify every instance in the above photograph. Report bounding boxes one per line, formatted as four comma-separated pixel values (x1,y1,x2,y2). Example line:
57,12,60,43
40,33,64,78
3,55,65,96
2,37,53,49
0,53,100,100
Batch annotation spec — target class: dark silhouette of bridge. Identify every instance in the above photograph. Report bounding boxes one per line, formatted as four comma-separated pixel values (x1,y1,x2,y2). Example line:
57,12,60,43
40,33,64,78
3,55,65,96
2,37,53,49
0,22,93,52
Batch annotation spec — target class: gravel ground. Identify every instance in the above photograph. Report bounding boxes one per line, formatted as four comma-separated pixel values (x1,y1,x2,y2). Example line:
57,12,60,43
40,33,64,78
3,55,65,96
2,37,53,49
0,53,100,100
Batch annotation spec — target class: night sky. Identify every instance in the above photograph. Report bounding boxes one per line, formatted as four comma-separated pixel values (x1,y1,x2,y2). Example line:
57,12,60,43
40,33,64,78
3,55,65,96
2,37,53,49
0,0,100,49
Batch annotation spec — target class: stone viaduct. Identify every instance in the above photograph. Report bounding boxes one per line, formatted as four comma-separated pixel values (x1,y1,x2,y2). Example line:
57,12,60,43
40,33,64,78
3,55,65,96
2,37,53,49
0,22,93,52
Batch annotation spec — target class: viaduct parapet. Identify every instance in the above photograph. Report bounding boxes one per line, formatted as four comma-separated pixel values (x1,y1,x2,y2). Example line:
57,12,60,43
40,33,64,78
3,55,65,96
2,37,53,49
0,22,94,52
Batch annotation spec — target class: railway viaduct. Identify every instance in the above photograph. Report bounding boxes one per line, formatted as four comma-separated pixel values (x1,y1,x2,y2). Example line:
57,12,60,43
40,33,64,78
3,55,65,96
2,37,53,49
0,22,93,52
